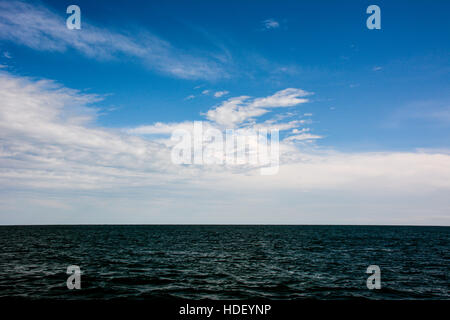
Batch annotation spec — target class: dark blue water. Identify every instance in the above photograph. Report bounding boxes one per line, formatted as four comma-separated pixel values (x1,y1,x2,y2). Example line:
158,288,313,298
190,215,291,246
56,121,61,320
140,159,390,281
0,225,448,300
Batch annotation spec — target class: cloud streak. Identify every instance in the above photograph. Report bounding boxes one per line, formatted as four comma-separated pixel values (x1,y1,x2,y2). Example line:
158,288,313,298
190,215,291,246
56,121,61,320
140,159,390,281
1,71,450,225
205,88,311,128
262,19,280,30
0,1,226,80
214,91,229,98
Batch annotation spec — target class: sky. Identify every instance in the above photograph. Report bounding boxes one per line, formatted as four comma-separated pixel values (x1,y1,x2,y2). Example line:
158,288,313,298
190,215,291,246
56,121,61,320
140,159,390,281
0,0,449,225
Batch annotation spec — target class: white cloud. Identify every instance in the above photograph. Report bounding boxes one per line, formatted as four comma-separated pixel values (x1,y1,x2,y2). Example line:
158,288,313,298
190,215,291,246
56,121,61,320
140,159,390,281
126,121,214,136
292,128,309,134
250,88,310,108
205,96,265,128
202,90,210,95
0,71,180,191
284,133,323,142
253,120,306,132
205,88,311,128
214,91,229,98
262,19,280,30
1,71,450,225
0,1,226,80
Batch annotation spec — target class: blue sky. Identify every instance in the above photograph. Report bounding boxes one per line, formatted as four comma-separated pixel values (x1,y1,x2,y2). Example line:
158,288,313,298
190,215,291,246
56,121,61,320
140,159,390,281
0,0,449,225
3,0,449,149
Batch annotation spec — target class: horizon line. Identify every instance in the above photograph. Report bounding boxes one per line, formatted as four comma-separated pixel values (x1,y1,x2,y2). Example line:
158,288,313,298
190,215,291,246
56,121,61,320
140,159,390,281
0,223,448,227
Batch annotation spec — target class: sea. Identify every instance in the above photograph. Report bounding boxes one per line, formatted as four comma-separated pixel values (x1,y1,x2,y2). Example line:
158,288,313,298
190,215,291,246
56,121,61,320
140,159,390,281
0,225,448,300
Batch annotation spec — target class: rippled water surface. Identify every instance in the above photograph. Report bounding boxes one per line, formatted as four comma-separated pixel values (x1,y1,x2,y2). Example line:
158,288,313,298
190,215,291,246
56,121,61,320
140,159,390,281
0,225,448,299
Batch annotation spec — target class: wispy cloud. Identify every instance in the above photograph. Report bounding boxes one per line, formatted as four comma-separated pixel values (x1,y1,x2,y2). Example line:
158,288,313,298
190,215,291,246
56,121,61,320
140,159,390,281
0,71,177,190
214,91,229,98
205,88,311,127
1,70,450,224
0,1,226,80
262,19,280,30
388,99,450,126
284,133,323,142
